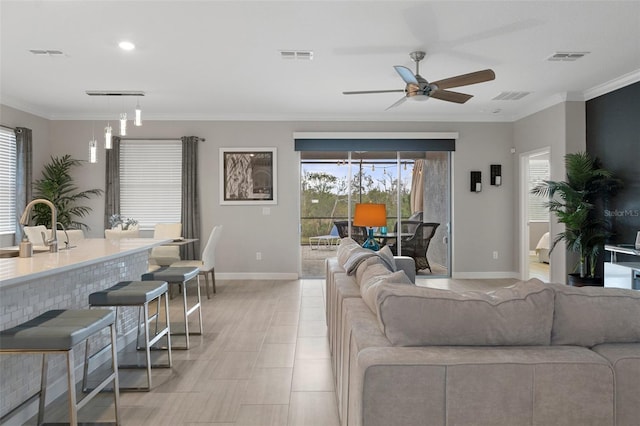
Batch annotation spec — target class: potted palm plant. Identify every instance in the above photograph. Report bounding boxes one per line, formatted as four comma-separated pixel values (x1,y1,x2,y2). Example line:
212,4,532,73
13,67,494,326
30,155,103,230
531,152,621,286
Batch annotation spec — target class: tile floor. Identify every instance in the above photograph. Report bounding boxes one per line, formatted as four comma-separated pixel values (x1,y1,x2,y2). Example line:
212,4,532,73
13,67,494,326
32,279,340,426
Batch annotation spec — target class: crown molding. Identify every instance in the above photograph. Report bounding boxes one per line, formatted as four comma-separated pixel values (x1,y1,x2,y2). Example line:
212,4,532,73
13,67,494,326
583,69,640,101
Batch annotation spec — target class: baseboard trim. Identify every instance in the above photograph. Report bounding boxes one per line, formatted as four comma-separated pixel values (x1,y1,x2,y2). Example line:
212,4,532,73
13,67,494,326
217,272,299,280
452,271,520,279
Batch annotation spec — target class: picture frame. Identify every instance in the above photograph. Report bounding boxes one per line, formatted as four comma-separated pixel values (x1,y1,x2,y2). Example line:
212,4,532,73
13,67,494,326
220,147,277,205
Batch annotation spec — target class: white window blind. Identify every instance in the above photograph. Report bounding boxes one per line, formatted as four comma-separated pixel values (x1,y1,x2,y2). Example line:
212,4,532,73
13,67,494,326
0,128,17,235
120,140,182,229
529,159,550,222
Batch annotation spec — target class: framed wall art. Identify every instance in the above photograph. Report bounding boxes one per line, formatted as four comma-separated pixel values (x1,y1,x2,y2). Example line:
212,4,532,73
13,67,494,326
219,147,277,205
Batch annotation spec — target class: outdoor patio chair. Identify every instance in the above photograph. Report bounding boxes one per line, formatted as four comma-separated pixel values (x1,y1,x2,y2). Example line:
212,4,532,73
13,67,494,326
333,220,368,245
389,222,440,272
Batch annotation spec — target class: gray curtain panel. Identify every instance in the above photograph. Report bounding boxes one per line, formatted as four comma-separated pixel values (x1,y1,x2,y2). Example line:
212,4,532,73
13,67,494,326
104,136,121,229
14,127,32,244
180,136,201,260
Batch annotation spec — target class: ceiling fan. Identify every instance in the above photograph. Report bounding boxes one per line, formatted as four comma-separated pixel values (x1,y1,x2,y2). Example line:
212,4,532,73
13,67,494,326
343,51,495,110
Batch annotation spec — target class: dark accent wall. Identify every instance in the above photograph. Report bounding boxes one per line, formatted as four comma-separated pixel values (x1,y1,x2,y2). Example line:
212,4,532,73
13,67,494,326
586,81,640,267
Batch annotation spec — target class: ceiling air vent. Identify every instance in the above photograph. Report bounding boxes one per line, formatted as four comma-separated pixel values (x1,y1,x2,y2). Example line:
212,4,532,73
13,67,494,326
492,91,531,101
29,49,63,55
280,50,314,60
547,52,589,62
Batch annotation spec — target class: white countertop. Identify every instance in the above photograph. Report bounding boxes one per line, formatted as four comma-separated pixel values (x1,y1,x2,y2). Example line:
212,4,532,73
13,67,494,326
0,238,168,289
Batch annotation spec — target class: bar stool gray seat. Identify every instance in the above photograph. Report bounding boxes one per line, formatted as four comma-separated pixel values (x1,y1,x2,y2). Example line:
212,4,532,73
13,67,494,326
142,266,202,350
87,280,172,391
0,309,120,425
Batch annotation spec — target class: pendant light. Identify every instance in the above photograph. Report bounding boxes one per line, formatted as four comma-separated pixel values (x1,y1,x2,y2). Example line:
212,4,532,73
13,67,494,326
89,138,97,163
134,97,142,126
120,112,127,136
104,123,112,149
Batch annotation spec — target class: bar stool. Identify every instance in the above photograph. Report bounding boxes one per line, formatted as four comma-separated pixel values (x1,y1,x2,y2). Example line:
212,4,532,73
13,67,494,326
142,266,202,349
87,280,172,391
0,309,120,426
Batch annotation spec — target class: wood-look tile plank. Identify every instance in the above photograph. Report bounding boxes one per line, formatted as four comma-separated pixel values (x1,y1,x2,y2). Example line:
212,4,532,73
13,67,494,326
287,391,340,426
255,343,296,368
295,337,330,359
235,404,289,426
265,325,299,343
297,321,327,337
292,358,334,392
241,367,293,405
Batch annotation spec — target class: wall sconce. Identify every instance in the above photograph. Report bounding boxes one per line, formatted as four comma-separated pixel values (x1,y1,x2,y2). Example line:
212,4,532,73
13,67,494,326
470,171,482,193
491,164,502,186
471,172,482,192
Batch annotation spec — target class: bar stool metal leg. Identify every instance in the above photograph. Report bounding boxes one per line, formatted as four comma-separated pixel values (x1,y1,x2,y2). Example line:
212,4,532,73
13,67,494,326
0,309,120,426
87,281,171,391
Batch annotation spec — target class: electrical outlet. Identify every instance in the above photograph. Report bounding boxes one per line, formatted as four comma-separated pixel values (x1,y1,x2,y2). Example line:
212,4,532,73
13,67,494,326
493,251,499,260
256,252,262,260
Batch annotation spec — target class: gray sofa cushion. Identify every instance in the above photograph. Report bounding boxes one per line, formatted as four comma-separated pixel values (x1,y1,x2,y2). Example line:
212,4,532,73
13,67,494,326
549,283,640,347
592,343,640,426
376,279,554,346
337,237,361,267
361,272,413,314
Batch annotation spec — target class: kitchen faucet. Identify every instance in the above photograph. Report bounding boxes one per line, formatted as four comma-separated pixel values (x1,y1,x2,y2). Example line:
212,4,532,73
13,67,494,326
19,199,58,253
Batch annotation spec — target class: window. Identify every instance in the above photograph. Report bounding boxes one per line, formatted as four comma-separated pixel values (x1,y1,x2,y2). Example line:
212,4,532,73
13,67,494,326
0,128,16,235
120,140,182,229
529,159,550,221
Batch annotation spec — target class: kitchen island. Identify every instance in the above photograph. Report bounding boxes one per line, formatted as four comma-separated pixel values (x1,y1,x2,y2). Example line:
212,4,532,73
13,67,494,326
0,238,167,422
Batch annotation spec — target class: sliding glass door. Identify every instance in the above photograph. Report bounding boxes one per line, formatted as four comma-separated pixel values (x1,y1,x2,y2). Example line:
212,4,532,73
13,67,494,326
299,150,451,278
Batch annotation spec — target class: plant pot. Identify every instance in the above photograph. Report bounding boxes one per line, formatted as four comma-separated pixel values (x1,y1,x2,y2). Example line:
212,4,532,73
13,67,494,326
568,273,603,287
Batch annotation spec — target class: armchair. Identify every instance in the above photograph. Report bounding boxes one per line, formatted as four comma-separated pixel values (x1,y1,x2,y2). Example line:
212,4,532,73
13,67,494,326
389,222,440,272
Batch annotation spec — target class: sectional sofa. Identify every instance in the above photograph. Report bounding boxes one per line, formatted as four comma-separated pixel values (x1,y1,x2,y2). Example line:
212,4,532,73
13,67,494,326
326,238,640,426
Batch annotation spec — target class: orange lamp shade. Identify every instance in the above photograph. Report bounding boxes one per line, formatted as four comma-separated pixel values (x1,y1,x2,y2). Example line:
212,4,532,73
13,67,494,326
353,203,387,227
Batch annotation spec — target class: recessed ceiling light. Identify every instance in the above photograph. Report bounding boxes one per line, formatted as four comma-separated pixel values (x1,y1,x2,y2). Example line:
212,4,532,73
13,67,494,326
119,41,135,51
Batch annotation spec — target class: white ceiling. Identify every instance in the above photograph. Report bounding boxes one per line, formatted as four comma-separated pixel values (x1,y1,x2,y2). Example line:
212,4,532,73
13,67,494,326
2,1,639,123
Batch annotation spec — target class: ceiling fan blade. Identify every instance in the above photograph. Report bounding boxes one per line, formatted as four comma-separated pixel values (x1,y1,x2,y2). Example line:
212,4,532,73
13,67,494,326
343,89,405,95
430,89,473,104
393,66,419,85
430,69,495,90
385,96,408,110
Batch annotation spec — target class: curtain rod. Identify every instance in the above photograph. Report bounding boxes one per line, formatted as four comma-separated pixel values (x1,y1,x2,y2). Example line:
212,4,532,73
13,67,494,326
120,137,206,142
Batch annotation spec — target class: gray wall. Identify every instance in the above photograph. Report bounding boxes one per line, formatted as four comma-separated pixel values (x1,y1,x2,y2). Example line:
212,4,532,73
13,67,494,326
2,108,522,278
2,90,634,281
513,101,586,283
